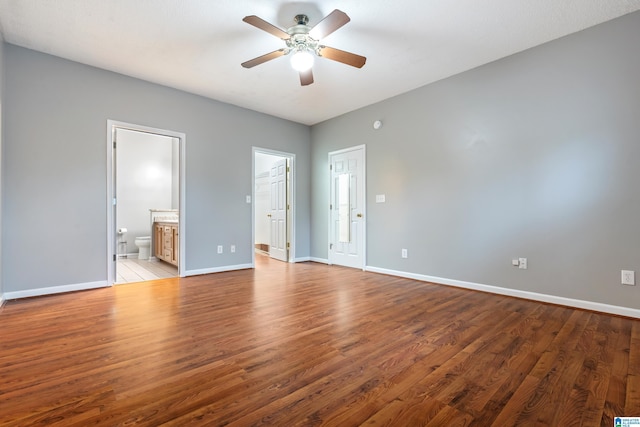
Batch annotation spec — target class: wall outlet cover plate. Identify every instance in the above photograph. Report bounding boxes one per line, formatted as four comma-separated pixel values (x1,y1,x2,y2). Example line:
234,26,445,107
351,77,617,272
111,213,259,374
621,270,635,285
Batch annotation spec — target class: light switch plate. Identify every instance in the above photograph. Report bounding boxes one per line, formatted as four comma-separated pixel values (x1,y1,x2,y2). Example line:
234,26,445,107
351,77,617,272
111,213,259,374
376,194,386,203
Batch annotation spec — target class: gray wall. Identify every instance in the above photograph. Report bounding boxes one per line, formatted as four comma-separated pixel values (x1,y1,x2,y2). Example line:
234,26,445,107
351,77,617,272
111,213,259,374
311,11,640,309
2,44,311,293
0,39,4,300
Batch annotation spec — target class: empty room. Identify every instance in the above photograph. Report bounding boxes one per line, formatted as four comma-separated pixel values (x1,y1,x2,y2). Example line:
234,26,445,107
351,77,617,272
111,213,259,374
1,1,640,425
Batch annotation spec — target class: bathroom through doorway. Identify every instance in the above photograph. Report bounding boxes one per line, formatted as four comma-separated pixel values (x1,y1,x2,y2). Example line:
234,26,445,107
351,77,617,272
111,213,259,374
107,121,186,285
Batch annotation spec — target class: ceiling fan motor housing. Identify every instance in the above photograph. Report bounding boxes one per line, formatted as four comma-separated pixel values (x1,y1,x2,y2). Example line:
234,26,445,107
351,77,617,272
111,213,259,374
286,16,318,56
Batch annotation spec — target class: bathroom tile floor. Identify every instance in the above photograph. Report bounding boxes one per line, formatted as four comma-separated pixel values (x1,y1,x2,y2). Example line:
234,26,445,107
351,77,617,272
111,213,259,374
116,258,178,284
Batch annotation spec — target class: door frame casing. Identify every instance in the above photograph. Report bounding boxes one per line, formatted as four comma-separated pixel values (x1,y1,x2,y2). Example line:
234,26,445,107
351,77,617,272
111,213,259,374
106,120,187,285
328,144,366,270
252,147,296,266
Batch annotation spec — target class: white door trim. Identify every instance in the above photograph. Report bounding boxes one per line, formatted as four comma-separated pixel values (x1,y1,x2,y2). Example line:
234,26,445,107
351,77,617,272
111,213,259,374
252,147,296,267
328,144,366,270
106,120,187,285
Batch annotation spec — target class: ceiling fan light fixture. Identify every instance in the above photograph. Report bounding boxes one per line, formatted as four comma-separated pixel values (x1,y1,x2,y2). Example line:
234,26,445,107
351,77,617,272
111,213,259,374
290,50,314,72
242,10,366,85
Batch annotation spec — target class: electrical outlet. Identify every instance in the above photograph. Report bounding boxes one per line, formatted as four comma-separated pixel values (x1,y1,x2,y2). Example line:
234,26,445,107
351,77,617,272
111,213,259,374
231,245,236,253
401,248,408,259
217,245,223,254
621,270,635,286
518,258,527,270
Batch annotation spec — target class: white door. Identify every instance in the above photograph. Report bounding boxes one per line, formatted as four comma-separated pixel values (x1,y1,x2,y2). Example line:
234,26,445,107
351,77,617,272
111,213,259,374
269,158,288,262
329,146,365,269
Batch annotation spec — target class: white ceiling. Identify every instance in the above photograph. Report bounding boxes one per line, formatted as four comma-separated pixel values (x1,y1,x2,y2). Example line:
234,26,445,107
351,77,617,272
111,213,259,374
1,1,639,125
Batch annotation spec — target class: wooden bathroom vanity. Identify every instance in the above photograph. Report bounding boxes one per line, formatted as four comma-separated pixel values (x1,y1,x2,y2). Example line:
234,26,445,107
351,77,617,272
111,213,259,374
154,221,179,266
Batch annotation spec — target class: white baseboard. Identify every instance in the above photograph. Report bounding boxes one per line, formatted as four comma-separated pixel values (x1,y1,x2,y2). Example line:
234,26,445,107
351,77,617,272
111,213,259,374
366,266,640,319
6,264,634,318
184,263,253,277
3,280,110,301
293,256,311,262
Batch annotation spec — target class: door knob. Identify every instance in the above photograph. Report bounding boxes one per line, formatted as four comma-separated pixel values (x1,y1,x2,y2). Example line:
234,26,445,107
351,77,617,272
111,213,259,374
267,214,272,218
357,213,363,218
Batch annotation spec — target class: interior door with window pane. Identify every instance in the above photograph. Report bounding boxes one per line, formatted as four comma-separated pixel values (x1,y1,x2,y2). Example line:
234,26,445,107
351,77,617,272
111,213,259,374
329,146,365,269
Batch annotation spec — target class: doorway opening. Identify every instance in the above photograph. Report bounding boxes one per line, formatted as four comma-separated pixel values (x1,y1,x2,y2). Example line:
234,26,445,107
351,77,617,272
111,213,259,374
253,148,296,266
107,121,186,285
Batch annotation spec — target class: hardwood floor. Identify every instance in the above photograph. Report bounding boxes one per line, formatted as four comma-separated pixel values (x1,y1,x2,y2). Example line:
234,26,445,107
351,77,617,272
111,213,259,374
1,255,639,426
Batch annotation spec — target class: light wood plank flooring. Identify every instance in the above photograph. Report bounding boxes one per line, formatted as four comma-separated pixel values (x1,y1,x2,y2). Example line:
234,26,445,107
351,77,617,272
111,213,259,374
1,255,639,426
116,258,178,284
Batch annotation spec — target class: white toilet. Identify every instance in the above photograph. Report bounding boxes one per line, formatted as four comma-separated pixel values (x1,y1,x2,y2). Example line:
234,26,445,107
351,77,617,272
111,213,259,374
135,236,151,260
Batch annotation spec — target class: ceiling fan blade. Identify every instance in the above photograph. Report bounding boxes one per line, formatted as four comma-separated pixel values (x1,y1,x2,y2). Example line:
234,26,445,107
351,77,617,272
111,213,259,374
299,69,314,86
309,9,350,40
242,15,290,40
318,46,366,68
241,49,286,68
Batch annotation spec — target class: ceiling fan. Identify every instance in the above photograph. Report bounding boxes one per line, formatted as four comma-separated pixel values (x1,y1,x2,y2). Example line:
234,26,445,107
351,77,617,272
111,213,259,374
241,9,366,86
